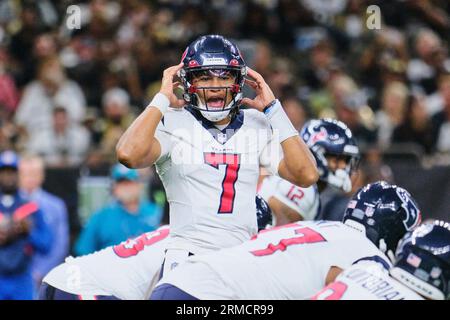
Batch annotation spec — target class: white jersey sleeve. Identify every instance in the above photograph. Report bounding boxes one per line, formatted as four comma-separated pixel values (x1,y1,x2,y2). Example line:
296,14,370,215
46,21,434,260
258,175,320,220
311,260,424,300
156,221,391,299
154,115,175,165
43,226,169,300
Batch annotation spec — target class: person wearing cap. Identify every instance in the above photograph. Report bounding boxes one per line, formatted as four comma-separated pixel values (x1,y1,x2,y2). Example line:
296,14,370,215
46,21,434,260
0,150,52,300
74,163,163,256
18,154,69,297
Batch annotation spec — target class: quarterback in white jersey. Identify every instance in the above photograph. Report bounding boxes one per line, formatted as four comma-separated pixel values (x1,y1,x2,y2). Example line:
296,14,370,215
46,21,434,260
116,35,318,273
258,174,320,223
153,106,278,255
40,226,169,300
311,260,423,300
150,181,422,300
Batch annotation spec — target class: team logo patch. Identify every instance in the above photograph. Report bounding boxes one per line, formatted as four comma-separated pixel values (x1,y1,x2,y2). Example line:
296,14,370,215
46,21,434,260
396,187,421,230
217,133,228,144
310,127,328,145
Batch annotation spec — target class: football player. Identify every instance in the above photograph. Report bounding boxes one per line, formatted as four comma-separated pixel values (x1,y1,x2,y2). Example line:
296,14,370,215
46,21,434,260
116,35,318,276
38,196,272,300
300,118,361,221
150,181,422,300
312,220,449,300
258,174,320,224
257,118,360,225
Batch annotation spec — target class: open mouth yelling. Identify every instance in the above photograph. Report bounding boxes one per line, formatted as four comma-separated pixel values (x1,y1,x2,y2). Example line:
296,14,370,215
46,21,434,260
207,97,225,109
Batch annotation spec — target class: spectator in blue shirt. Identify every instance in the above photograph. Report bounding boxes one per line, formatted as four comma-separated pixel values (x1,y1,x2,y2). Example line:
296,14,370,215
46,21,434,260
74,163,162,256
18,154,69,295
0,151,52,300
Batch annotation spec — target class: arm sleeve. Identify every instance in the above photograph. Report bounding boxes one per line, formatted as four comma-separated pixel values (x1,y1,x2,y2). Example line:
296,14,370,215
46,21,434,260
259,133,284,176
28,209,53,254
33,200,70,278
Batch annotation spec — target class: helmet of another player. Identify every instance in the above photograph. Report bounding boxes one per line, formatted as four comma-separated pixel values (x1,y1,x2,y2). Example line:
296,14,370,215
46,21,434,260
255,194,273,231
300,118,359,192
342,181,422,263
179,35,247,122
390,220,450,300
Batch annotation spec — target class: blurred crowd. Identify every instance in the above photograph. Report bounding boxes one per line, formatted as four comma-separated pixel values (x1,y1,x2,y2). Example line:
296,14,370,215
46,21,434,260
0,0,449,298
0,0,449,166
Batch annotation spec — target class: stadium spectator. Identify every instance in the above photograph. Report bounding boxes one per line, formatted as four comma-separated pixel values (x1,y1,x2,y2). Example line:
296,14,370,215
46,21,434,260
18,154,69,296
0,150,52,300
74,163,162,256
329,74,377,150
282,96,309,131
14,56,87,136
392,94,434,154
358,27,409,94
302,39,340,91
375,81,410,150
407,28,450,96
98,88,136,164
25,106,91,168
431,73,450,153
0,47,20,115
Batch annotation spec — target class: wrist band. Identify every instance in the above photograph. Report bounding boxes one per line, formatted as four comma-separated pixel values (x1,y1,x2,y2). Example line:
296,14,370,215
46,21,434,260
263,100,277,114
148,93,170,115
265,99,298,142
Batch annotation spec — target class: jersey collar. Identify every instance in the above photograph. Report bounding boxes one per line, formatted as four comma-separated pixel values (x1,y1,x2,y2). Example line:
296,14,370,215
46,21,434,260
185,106,244,144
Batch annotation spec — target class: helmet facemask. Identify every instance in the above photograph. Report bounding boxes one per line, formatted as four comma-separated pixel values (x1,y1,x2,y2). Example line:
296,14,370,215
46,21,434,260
321,150,360,193
301,118,360,193
181,67,245,122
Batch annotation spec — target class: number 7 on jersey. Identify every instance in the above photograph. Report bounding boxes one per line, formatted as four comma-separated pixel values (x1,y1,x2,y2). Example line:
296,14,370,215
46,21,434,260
204,153,240,214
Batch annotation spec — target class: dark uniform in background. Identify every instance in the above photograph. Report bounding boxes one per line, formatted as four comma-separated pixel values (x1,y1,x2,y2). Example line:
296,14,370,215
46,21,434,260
0,151,52,300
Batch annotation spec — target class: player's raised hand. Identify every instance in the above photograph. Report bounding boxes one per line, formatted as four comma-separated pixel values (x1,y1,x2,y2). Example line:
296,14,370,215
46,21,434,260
159,62,185,108
241,67,276,112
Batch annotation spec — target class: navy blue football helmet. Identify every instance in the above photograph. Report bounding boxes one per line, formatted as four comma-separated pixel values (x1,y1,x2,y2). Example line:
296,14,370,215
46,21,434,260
342,181,422,263
390,220,450,300
256,194,272,231
179,35,247,122
300,119,360,192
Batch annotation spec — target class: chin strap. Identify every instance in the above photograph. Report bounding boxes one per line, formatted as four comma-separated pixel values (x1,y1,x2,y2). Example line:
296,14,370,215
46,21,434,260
327,169,352,193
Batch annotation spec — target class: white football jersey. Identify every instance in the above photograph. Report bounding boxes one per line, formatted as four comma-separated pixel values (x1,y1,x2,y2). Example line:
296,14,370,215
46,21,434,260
311,260,424,300
42,226,169,300
156,221,390,299
154,107,282,254
258,175,320,221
